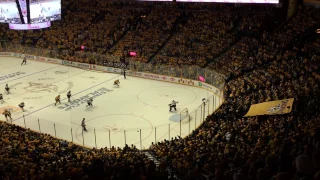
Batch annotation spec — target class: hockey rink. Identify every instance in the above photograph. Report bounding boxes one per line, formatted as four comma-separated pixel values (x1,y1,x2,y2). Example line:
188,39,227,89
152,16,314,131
0,57,221,149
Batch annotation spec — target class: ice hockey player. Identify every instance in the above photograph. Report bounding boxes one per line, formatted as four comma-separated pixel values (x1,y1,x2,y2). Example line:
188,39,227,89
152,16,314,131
81,118,87,132
21,56,27,66
5,84,10,94
67,91,71,102
202,98,207,105
19,102,25,112
55,95,61,106
0,93,4,103
86,98,93,107
123,69,126,79
2,109,12,121
169,100,178,112
114,79,120,87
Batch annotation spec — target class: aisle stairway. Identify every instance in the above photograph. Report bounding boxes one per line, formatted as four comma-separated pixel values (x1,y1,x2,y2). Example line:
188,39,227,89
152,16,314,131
105,12,146,52
148,12,187,63
142,150,180,180
143,151,160,167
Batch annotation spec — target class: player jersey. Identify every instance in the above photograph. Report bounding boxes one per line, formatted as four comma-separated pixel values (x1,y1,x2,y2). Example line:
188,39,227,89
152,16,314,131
3,110,10,116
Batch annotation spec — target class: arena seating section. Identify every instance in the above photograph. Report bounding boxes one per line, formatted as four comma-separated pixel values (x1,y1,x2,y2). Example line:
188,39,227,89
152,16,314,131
0,1,319,180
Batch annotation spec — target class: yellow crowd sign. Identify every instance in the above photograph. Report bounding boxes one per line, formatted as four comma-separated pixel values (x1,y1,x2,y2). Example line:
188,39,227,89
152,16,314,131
244,98,294,117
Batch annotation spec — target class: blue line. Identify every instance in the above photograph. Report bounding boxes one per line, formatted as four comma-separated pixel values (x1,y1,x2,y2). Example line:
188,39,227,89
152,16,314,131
0,65,60,84
13,74,121,122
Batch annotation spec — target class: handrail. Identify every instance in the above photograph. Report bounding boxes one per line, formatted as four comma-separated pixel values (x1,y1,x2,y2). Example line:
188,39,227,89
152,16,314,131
273,16,293,33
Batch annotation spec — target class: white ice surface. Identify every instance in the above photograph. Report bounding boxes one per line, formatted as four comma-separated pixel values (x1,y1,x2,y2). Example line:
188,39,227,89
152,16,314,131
30,0,61,20
0,57,220,149
0,2,20,20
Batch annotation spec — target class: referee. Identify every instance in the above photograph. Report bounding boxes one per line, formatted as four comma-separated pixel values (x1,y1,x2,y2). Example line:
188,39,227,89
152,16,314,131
81,118,87,132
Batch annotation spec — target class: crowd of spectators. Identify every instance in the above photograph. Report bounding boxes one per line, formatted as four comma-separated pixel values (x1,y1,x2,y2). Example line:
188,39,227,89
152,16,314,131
0,122,169,180
239,13,266,33
0,3,280,67
0,2,319,180
36,0,97,51
151,36,319,177
154,10,235,67
78,1,142,54
209,6,320,79
150,6,320,180
109,5,180,62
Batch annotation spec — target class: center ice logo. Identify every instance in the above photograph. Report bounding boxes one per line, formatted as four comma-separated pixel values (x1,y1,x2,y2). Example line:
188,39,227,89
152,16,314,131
24,82,58,93
266,99,289,114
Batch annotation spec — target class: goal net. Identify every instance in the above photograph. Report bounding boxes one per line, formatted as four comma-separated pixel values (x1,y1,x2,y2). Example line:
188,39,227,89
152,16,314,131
180,108,191,124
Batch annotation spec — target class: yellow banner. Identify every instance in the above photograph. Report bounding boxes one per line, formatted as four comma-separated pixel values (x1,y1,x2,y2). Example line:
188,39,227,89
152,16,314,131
244,98,294,117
